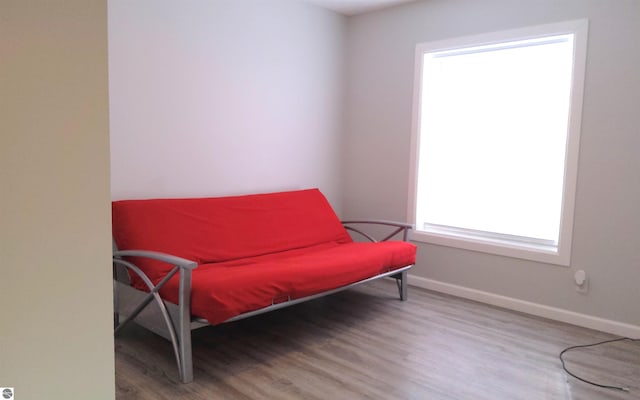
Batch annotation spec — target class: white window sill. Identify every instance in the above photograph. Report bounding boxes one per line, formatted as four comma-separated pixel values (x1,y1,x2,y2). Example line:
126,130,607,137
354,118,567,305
410,228,570,266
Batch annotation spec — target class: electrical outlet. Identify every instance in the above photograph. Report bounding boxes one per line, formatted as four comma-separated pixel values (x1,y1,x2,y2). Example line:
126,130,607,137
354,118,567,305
574,270,588,294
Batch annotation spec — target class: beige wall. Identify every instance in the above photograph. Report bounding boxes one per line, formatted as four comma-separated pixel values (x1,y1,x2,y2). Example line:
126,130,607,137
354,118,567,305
343,0,640,331
0,1,115,398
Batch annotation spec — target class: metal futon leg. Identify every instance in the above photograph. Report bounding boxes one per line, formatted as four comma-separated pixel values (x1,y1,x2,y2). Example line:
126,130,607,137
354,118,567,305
395,270,408,301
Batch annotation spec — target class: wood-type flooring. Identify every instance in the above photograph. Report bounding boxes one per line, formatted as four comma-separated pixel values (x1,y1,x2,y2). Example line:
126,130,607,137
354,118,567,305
115,280,640,399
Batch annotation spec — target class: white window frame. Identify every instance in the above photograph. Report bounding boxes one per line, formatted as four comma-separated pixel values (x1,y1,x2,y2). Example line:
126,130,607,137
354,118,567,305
408,20,588,266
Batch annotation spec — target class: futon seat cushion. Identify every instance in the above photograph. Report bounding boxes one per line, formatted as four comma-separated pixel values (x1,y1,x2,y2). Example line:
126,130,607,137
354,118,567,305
159,240,417,325
112,189,352,288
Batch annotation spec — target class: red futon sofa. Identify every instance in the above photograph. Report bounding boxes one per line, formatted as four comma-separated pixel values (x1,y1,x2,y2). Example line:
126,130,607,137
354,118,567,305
112,188,416,383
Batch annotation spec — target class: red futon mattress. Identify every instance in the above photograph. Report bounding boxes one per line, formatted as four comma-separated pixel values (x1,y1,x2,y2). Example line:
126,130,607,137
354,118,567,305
112,189,416,325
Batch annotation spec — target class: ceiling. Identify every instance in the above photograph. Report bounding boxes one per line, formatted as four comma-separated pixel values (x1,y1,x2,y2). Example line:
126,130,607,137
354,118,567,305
303,0,417,16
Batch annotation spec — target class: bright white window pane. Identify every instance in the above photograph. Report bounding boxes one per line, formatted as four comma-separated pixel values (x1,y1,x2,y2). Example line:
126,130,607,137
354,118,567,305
416,36,573,243
409,20,588,265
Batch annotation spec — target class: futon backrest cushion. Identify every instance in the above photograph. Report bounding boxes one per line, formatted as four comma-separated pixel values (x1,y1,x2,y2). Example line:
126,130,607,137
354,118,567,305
112,189,352,284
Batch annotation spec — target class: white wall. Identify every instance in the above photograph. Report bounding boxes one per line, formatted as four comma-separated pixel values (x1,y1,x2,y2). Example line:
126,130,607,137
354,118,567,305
109,0,346,211
343,0,640,330
0,1,115,398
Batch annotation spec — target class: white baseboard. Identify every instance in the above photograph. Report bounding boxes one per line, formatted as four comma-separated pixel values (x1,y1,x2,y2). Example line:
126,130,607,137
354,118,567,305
409,275,640,339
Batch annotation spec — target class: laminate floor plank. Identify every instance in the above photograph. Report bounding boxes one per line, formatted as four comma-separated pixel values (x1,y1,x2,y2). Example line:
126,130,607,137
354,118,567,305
115,280,640,399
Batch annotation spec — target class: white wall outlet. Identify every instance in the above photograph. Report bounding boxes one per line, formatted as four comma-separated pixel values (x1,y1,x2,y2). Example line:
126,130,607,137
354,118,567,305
574,269,588,293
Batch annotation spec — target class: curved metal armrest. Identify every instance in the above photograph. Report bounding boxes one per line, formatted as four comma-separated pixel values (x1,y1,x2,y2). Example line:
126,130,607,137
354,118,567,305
341,220,414,229
112,249,196,382
341,220,414,242
113,250,198,270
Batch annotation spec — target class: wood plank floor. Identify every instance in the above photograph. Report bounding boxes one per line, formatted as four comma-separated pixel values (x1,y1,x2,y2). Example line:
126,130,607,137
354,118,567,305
115,280,640,399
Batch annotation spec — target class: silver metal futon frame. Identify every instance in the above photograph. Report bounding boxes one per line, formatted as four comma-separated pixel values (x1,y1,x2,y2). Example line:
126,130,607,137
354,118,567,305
113,220,414,383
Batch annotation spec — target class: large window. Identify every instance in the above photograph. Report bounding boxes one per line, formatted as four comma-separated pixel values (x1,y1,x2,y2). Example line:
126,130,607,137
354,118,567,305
408,20,588,265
